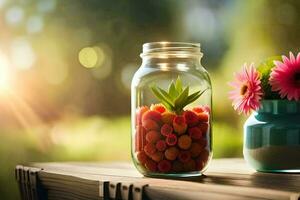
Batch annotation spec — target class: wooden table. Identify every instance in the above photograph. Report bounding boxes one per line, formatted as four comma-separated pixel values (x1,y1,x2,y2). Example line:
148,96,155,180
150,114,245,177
15,159,300,200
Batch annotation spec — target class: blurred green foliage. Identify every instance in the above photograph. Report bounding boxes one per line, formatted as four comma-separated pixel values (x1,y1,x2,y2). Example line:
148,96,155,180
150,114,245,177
257,56,282,99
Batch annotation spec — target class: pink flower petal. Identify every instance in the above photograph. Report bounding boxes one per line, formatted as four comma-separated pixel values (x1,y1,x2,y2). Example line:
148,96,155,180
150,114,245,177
269,52,300,101
289,51,296,64
228,63,263,115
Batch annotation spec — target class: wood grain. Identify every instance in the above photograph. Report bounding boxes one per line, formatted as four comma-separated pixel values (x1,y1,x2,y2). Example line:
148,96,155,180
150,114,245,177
15,159,300,200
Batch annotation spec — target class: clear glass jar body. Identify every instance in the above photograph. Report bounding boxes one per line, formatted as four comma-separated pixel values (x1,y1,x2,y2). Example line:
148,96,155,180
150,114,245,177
131,42,212,177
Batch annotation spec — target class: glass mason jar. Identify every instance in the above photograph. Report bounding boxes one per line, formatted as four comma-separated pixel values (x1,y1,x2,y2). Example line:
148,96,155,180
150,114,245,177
131,42,212,177
244,100,300,172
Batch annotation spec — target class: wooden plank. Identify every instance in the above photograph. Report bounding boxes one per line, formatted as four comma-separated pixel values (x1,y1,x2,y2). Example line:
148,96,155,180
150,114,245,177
34,167,300,200
21,159,300,200
119,182,133,200
15,165,26,200
28,167,42,200
23,166,31,200
31,159,300,193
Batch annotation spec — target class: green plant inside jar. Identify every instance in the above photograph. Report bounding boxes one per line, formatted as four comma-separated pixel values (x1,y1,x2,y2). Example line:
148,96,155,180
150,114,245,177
150,77,208,115
134,77,211,174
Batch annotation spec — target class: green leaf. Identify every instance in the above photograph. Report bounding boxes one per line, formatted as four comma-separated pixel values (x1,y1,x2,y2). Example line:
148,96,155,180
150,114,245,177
168,81,178,99
174,86,189,109
197,88,208,98
184,88,208,107
185,94,201,107
175,76,183,93
161,102,172,110
187,90,201,101
157,87,174,105
150,76,207,113
150,86,174,110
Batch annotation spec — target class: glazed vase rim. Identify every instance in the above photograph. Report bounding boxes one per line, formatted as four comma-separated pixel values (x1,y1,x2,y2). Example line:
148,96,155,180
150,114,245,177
256,99,300,114
261,99,300,103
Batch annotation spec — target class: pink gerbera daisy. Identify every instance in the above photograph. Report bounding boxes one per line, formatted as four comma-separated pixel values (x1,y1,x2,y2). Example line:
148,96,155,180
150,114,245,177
269,52,300,101
229,63,263,115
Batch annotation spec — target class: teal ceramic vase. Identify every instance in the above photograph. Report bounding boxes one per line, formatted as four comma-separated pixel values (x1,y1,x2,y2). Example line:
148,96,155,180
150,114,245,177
244,100,300,172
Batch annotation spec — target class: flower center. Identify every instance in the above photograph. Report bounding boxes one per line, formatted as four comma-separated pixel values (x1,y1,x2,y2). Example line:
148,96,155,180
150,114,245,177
294,72,300,86
240,84,248,95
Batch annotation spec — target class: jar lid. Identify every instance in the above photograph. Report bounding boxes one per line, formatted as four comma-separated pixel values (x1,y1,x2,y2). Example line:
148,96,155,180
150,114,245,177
140,42,203,58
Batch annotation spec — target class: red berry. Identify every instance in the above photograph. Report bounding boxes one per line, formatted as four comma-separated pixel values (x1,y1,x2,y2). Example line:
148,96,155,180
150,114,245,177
142,119,159,131
172,161,184,172
142,110,162,123
196,150,209,171
164,147,179,161
190,143,203,158
146,130,161,143
184,160,196,171
145,159,157,172
156,140,167,151
198,138,208,148
198,149,209,163
150,104,166,113
136,106,149,125
188,127,202,140
165,133,177,146
183,111,199,126
198,123,209,134
173,115,185,125
178,151,191,163
192,106,205,114
161,112,176,125
203,105,211,113
178,135,192,150
137,151,148,165
135,125,146,152
196,158,205,171
161,124,173,136
144,143,156,156
158,160,172,173
198,112,209,122
151,152,164,162
173,116,187,134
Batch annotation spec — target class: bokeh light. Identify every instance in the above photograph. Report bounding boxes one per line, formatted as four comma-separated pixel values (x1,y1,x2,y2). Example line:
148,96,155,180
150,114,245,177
93,46,105,67
37,0,56,13
78,46,106,69
0,0,7,9
184,6,216,41
79,47,98,68
5,6,24,26
91,44,112,80
10,37,36,70
26,15,44,34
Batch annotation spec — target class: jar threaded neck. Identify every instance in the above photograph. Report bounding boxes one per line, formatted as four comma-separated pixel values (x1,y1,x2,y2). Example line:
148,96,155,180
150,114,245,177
141,42,202,58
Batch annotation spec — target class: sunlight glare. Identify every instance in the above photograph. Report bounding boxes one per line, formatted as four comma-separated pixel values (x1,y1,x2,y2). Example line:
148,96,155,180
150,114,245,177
0,53,11,91
11,38,36,70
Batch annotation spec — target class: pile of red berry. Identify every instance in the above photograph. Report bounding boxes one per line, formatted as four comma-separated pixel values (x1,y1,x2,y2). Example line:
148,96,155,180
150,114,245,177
135,104,210,173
